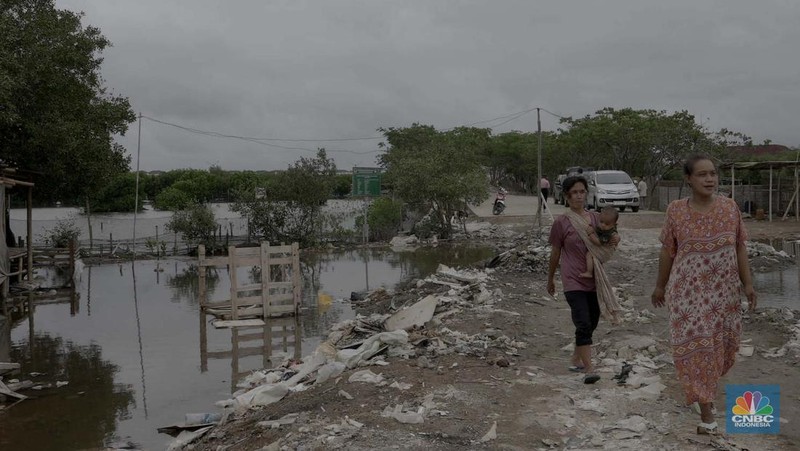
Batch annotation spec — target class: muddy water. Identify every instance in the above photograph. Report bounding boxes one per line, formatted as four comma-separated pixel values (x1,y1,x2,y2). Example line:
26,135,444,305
754,267,800,309
0,245,493,451
754,239,800,310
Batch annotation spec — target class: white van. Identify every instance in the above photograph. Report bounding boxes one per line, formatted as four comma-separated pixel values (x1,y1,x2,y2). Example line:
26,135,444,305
585,170,640,212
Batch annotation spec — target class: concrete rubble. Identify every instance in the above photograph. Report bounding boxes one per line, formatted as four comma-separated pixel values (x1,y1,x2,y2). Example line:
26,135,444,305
171,226,800,451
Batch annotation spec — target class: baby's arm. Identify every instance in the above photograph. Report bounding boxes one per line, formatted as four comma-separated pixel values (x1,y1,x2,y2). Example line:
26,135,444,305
606,231,621,247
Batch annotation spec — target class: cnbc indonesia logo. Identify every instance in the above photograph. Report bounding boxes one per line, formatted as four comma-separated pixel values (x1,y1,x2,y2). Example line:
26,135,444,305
731,391,774,429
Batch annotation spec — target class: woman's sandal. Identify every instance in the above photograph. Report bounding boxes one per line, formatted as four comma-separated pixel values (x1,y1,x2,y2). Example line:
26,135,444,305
583,374,600,384
568,365,585,372
697,421,719,435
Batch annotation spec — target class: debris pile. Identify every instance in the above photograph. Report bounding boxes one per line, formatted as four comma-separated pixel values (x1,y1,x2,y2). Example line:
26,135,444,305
165,263,524,449
747,241,796,271
485,238,551,273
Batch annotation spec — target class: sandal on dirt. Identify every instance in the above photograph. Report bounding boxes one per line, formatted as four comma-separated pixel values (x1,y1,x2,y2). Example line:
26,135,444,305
697,421,719,435
568,365,585,372
583,374,600,384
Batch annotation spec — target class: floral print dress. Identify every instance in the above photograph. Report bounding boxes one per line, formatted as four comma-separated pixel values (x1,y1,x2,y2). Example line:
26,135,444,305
660,196,747,404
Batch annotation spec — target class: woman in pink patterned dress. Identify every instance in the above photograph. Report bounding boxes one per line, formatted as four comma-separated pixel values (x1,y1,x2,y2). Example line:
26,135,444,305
651,155,757,435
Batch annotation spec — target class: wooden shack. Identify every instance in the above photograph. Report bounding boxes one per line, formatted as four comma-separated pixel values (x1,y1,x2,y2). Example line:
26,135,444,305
1,168,34,301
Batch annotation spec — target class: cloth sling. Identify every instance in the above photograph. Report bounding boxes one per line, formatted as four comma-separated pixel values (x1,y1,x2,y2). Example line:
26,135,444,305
564,210,623,325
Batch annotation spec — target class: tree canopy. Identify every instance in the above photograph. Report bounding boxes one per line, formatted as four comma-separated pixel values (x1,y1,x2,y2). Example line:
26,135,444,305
0,0,135,203
379,124,490,238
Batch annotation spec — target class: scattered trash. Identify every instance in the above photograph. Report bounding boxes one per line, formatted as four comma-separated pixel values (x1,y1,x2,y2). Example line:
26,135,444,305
185,413,222,426
384,295,438,331
738,345,755,357
257,413,299,429
612,362,633,385
166,426,213,451
381,404,424,424
348,369,385,385
389,381,413,390
338,389,353,400
480,421,497,442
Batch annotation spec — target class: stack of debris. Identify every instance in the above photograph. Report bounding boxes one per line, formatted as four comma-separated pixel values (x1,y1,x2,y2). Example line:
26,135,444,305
165,263,525,449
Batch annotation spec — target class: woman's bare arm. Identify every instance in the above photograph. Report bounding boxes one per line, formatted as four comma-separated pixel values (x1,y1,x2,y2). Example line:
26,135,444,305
651,247,674,308
737,242,757,311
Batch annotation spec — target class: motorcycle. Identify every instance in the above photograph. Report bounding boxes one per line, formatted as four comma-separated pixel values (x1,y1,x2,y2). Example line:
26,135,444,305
492,189,507,215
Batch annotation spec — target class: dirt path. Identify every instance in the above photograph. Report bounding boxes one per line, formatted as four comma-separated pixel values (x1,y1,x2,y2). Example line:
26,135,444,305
188,217,800,451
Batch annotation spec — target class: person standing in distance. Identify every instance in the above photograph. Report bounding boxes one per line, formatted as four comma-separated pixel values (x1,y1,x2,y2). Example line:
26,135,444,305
637,177,648,210
651,154,757,435
540,176,551,203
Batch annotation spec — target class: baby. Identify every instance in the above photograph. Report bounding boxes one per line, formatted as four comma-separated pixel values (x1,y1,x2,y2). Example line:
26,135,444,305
579,206,619,279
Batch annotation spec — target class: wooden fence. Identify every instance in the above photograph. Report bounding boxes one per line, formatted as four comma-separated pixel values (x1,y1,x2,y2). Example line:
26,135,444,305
198,242,301,320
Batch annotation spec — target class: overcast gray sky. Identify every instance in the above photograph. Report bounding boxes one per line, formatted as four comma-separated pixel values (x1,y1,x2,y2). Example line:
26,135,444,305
57,0,800,171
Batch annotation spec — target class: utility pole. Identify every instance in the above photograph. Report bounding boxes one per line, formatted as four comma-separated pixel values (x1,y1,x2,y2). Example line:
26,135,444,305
535,108,543,231
133,112,142,259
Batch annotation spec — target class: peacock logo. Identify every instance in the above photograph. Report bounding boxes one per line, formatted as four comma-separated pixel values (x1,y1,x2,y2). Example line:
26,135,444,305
732,391,773,416
727,384,780,434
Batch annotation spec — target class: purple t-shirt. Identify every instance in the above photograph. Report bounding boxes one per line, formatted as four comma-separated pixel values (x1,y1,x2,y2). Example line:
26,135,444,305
548,212,598,292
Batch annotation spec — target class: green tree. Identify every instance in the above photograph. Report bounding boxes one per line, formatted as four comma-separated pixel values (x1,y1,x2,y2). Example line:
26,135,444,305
232,149,337,247
483,131,563,192
367,197,403,241
557,108,725,192
379,125,489,239
1,0,135,251
165,203,218,252
90,172,143,213
154,186,192,211
332,174,352,198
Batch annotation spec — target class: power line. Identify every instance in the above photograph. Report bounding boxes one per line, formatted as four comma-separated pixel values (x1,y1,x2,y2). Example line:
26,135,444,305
140,105,565,154
540,108,568,120
141,116,380,154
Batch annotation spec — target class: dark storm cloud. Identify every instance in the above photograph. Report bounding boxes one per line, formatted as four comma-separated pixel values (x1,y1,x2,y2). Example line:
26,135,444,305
57,0,800,171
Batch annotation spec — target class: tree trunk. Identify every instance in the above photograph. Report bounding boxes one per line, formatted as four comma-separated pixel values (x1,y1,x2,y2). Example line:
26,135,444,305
85,196,94,252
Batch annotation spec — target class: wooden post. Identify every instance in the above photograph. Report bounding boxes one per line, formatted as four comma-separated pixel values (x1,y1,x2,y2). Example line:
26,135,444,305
230,328,240,393
293,316,302,360
229,245,238,320
68,240,75,288
292,242,301,315
26,186,33,283
199,308,208,372
261,242,270,318
198,245,207,307
109,233,114,254
155,225,159,258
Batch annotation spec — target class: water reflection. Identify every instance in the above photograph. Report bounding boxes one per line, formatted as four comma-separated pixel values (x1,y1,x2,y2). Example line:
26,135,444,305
200,315,302,392
0,332,136,451
754,266,800,309
1,244,493,450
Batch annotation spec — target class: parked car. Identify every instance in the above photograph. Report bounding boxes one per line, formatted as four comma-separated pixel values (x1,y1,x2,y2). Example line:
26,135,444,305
585,170,640,212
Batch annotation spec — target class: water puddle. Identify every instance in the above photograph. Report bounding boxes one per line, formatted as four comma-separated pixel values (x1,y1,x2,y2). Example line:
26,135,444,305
753,238,800,310
0,245,493,450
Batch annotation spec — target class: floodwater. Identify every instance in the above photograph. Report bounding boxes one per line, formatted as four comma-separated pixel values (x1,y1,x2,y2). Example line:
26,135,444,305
7,200,363,246
0,245,494,451
753,239,800,310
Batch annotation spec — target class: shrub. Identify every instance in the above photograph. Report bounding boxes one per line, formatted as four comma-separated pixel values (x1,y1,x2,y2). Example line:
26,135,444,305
166,203,217,251
367,197,403,241
41,217,81,248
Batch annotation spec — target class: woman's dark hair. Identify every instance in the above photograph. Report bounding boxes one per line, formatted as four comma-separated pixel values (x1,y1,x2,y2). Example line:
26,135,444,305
562,175,588,194
683,154,715,176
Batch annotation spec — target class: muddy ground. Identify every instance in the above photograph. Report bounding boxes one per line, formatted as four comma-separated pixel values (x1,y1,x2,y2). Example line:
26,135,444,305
188,214,800,451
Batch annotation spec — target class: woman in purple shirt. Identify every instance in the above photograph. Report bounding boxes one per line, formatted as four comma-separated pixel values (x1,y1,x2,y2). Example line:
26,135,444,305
547,176,618,384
